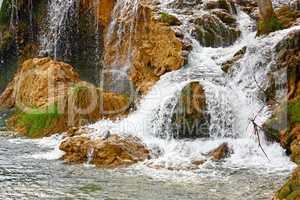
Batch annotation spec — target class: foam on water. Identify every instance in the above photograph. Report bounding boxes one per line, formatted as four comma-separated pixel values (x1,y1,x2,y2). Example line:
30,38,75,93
25,1,299,178
87,6,299,176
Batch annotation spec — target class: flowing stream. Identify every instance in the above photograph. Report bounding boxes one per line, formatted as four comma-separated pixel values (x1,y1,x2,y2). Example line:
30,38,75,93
0,0,299,199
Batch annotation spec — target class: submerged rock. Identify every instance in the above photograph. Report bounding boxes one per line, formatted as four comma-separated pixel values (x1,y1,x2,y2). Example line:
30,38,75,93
171,82,210,139
60,134,150,168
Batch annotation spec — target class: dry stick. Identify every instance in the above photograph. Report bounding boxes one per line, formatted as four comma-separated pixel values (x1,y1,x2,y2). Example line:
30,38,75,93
252,74,280,105
251,118,271,161
246,73,279,161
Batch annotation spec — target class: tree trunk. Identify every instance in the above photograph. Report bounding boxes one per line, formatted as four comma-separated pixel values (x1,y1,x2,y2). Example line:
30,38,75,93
256,0,275,21
256,0,283,35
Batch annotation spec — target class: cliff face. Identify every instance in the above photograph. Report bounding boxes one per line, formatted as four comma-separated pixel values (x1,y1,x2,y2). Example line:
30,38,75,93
102,1,185,94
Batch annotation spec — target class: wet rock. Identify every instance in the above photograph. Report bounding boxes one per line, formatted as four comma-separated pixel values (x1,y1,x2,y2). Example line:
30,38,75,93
274,166,300,200
289,0,300,11
234,0,258,19
208,142,231,160
158,12,182,26
204,0,237,14
170,0,203,10
221,46,247,73
104,3,185,94
171,82,210,139
60,134,150,168
191,13,241,47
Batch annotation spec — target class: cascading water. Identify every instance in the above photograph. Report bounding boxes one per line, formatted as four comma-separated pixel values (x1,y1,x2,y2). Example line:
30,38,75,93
104,0,140,68
88,1,297,173
39,0,78,59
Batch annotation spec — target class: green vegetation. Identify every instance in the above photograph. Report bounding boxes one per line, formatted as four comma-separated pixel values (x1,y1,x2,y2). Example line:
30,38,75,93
0,0,12,25
159,12,180,26
257,16,284,35
16,103,61,137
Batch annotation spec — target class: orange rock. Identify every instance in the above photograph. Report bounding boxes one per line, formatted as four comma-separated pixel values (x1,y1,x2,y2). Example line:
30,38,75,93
208,143,231,160
60,134,150,168
0,58,130,137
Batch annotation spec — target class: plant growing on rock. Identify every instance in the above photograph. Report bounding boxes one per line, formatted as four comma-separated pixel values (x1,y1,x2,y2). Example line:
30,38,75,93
256,0,283,35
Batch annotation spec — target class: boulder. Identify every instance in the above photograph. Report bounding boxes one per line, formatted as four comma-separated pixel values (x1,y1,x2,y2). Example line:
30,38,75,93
60,134,150,168
171,82,210,138
208,142,231,160
0,58,130,138
191,12,241,47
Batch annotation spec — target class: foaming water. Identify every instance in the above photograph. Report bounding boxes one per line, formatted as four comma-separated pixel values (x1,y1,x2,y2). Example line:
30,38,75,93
88,6,299,176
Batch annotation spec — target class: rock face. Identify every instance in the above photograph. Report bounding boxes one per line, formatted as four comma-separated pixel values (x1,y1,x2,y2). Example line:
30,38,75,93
104,2,185,94
0,58,130,137
191,0,241,47
60,134,150,168
171,82,210,138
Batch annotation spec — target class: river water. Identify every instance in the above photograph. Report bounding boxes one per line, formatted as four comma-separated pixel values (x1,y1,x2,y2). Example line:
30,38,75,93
0,133,293,200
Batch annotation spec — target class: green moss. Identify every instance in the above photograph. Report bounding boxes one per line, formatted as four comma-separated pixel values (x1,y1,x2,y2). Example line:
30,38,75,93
0,0,12,25
159,12,180,26
16,104,61,137
278,183,292,199
287,190,300,200
287,97,300,125
258,16,284,35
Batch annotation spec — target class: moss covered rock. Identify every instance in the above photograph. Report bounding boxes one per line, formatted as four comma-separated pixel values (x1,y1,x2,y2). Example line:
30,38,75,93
191,11,241,47
171,82,210,138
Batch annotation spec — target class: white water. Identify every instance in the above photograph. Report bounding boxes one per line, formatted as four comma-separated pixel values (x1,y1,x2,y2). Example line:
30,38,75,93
30,0,298,178
88,3,298,175
39,0,78,59
104,0,141,69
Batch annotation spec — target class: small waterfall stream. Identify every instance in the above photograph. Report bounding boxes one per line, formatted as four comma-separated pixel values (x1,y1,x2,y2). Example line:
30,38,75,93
39,0,78,59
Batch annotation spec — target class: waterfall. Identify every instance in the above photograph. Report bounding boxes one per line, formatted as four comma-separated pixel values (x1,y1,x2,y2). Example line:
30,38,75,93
104,0,140,69
89,2,298,173
39,0,78,59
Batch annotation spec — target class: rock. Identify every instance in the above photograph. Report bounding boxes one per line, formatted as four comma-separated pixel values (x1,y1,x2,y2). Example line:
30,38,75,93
208,142,231,160
158,12,182,26
191,12,241,47
171,82,210,138
0,58,130,138
170,0,203,10
103,2,186,94
234,0,258,19
274,166,300,200
275,5,300,29
204,0,237,14
192,160,206,166
221,46,247,73
289,0,300,11
60,134,150,168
